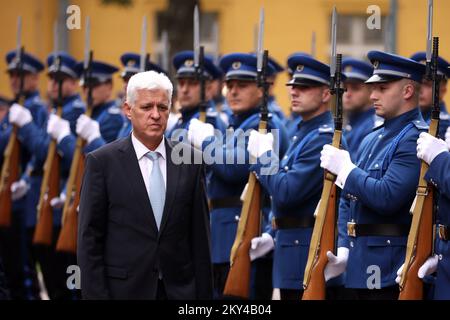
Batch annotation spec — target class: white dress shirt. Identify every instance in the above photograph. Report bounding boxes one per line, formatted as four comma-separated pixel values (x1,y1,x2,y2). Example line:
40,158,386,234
131,133,167,195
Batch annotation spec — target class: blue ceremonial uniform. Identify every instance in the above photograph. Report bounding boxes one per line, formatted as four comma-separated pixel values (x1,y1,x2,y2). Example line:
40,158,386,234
167,106,226,139
425,151,450,299
284,112,302,139
201,52,289,298
205,108,288,264
251,111,334,289
59,100,124,156
58,60,123,156
4,91,48,226
344,108,378,160
338,108,427,289
337,51,427,291
249,53,337,291
0,50,47,299
168,51,226,139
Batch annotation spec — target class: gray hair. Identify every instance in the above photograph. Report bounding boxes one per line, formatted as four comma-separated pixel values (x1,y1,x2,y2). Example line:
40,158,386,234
126,70,173,107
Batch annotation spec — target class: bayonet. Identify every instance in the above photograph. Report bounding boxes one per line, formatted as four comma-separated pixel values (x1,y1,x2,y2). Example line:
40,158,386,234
194,5,200,68
140,16,148,72
256,8,264,72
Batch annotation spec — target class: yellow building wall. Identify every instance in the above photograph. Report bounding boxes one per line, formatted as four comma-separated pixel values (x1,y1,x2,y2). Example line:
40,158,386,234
1,0,450,112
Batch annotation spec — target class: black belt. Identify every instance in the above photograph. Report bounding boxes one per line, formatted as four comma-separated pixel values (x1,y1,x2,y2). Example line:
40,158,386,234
210,197,242,210
438,224,449,241
30,169,43,177
273,216,315,230
347,222,410,237
209,196,271,210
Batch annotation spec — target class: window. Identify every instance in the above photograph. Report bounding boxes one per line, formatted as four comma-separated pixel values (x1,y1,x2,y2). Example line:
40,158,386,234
334,15,386,61
153,11,220,71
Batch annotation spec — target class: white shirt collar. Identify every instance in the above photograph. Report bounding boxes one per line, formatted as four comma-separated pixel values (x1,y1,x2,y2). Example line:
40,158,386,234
131,133,166,161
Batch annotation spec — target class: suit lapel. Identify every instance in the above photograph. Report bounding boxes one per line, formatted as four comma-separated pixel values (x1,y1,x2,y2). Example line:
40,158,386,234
118,135,158,233
159,138,181,234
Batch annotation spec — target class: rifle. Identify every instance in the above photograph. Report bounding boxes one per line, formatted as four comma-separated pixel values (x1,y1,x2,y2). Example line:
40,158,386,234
33,22,63,246
56,17,93,253
194,5,207,123
399,0,438,300
223,8,269,299
0,17,25,227
302,7,344,300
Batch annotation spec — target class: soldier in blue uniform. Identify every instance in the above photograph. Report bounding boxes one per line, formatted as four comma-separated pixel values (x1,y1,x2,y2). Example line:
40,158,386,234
48,60,123,158
320,51,427,300
0,50,48,299
342,58,381,160
47,60,124,207
13,52,86,300
247,53,336,299
166,50,226,139
116,53,168,139
413,131,450,300
187,52,289,299
410,52,450,138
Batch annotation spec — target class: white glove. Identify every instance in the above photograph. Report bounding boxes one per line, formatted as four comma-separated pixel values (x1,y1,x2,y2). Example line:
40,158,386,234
320,145,356,188
187,118,214,149
247,130,274,158
418,254,439,278
76,114,101,144
10,179,29,201
50,192,66,209
445,127,450,149
9,103,32,127
47,114,71,143
249,233,274,261
324,247,349,282
395,255,439,284
417,132,448,165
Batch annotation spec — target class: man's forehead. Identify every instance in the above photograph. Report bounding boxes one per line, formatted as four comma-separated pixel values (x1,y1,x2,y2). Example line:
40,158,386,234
136,88,169,103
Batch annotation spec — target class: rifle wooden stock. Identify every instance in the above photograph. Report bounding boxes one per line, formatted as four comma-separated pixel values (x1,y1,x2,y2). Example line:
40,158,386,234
302,131,341,300
223,122,267,299
399,122,436,300
33,139,60,245
56,141,84,254
398,182,433,300
56,135,85,254
0,126,21,227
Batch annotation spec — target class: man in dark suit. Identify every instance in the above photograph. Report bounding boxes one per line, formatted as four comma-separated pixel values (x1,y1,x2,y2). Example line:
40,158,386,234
77,70,213,300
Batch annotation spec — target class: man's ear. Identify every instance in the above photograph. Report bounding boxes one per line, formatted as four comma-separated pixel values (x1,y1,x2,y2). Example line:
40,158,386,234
257,86,263,99
322,87,331,103
403,82,415,100
124,102,132,120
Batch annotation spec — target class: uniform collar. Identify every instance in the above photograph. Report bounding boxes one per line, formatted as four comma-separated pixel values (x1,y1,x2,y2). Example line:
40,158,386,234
92,100,115,118
383,108,420,131
62,94,80,106
180,106,200,121
348,107,375,124
25,90,39,100
229,106,259,128
297,110,333,131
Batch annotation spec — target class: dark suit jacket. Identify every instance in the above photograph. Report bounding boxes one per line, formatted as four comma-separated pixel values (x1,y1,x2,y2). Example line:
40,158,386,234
77,135,213,299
